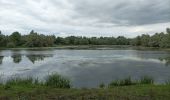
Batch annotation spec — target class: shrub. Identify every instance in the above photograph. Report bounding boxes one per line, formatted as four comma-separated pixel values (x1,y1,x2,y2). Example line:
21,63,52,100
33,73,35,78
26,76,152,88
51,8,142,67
45,73,71,88
108,77,134,87
119,77,133,86
99,83,105,88
139,76,154,84
6,42,16,48
165,80,170,85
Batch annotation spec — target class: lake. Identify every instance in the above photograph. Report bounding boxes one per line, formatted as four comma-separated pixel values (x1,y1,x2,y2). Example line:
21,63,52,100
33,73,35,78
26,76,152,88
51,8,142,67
0,49,170,88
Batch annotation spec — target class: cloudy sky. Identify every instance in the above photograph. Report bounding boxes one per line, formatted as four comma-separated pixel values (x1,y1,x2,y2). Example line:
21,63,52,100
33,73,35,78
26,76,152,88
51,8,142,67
0,0,170,37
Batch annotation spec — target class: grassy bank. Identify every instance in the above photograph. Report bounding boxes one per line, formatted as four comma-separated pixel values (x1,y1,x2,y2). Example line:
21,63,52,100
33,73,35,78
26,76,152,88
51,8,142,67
0,74,170,100
0,84,170,100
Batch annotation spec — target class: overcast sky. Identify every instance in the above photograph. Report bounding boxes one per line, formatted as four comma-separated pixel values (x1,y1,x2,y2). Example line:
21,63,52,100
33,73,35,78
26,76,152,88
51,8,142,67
0,0,170,37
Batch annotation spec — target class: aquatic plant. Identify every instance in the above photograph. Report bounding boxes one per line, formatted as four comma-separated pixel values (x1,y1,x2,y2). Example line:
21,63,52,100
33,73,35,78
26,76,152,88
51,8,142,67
108,77,134,87
0,73,71,89
5,77,36,86
45,73,71,88
165,80,170,85
99,83,105,88
139,76,154,84
108,76,154,88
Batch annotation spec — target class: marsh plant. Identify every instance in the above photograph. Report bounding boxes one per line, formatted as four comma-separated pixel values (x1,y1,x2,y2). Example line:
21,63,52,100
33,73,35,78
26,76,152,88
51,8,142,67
99,83,105,88
0,75,158,89
5,77,39,86
139,76,154,84
1,73,71,89
108,76,154,88
45,73,71,88
165,80,170,85
108,77,134,87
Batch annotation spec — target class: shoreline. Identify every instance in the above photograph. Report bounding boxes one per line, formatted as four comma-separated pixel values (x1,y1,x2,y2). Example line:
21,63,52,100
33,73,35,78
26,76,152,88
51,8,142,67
0,84,170,99
0,74,170,99
0,45,169,51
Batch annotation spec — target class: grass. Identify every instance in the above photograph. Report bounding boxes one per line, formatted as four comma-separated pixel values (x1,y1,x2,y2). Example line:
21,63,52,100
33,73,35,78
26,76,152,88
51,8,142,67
99,83,105,88
0,84,170,100
0,75,170,100
108,77,134,87
165,80,170,85
2,73,71,89
108,76,154,87
139,76,154,84
45,73,71,88
5,77,36,86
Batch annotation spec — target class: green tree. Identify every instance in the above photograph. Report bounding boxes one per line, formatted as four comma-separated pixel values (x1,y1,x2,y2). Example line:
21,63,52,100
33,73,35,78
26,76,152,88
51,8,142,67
148,33,161,47
10,31,21,46
166,28,170,34
130,36,141,46
140,34,150,47
116,36,129,45
0,31,8,47
160,32,170,48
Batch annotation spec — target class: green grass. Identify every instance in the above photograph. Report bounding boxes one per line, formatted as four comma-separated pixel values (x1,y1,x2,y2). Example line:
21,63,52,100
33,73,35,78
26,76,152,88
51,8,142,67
139,76,154,84
2,73,71,89
108,76,154,87
0,85,170,100
5,77,36,86
108,77,134,87
45,73,71,88
0,75,170,100
165,80,170,85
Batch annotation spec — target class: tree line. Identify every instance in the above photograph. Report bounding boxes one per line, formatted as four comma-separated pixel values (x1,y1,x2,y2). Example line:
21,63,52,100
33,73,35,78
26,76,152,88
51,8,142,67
0,28,170,48
130,28,170,48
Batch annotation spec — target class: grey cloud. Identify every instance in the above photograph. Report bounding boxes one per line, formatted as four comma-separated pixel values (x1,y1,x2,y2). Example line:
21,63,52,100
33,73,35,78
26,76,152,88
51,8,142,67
0,0,170,37
71,0,170,26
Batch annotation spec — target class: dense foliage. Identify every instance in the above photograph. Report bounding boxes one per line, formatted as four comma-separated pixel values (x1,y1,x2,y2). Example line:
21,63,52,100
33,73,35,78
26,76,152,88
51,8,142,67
130,28,170,48
0,28,170,48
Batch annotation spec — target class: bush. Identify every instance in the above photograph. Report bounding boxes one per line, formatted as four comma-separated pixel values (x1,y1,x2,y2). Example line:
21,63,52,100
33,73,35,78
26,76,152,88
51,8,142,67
45,73,71,88
108,76,154,88
139,76,154,84
0,73,71,88
165,80,170,85
108,77,134,87
119,77,133,86
6,42,16,48
99,83,105,88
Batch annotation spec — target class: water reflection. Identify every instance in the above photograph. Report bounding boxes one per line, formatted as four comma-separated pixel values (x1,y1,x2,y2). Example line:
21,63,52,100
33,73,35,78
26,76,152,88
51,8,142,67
159,57,170,66
0,56,4,64
0,54,53,64
1,50,170,88
26,54,53,64
11,55,22,64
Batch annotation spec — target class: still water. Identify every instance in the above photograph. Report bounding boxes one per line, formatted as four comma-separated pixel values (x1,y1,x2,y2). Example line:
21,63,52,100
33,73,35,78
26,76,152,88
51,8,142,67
0,49,170,87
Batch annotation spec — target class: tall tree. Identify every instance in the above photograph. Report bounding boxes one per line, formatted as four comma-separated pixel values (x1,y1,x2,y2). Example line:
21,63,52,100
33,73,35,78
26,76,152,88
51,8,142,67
10,31,21,46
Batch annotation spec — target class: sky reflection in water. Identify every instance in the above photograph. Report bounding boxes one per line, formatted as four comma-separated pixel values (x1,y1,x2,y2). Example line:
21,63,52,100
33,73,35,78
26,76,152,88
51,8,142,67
0,49,170,88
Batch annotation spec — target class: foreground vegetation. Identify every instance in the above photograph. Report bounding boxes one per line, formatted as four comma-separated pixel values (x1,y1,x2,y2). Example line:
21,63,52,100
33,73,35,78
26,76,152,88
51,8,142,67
1,85,170,100
0,28,170,48
1,74,170,100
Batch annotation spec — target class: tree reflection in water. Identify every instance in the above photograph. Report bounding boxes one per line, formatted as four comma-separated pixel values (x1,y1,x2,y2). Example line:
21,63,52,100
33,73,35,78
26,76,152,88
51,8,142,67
159,57,170,66
0,56,4,64
11,55,22,64
26,54,53,64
